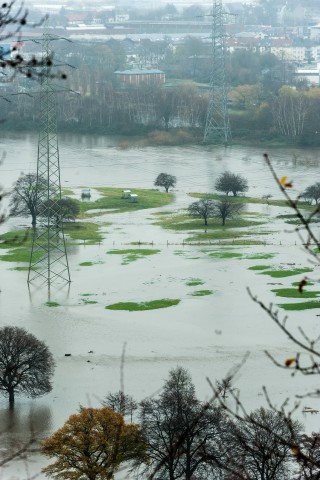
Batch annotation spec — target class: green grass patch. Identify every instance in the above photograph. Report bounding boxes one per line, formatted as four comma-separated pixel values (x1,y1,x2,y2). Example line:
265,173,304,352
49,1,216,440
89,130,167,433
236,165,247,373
46,301,60,307
246,253,274,260
260,268,313,278
188,192,312,209
204,251,243,259
0,229,33,248
107,248,160,265
248,265,270,270
61,188,74,196
152,211,174,216
81,299,98,305
0,247,41,263
190,290,213,296
186,278,205,286
105,298,180,311
10,266,30,271
292,281,314,286
79,187,173,216
278,301,320,311
79,262,95,266
64,222,104,244
80,293,97,297
186,230,269,243
154,213,265,231
272,288,320,298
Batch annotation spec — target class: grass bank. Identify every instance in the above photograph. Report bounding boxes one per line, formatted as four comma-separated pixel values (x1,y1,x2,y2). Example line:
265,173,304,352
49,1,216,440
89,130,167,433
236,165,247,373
105,298,180,311
80,187,174,217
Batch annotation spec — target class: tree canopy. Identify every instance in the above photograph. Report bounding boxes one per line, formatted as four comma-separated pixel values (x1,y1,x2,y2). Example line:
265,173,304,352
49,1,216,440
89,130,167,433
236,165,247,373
41,406,145,480
9,173,47,227
215,172,248,196
154,173,177,192
0,326,54,409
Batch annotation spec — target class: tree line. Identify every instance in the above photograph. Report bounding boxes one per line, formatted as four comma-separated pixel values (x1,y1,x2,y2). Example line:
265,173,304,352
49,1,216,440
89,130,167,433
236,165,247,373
39,366,320,479
2,37,320,145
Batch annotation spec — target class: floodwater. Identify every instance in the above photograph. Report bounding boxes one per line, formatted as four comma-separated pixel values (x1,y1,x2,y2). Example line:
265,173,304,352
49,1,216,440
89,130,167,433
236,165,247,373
1,133,320,478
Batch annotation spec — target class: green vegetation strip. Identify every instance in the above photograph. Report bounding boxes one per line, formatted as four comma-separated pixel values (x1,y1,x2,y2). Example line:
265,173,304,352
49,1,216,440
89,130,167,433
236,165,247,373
188,192,313,210
64,222,104,244
46,301,60,307
260,268,313,278
278,301,320,311
272,288,320,298
105,299,180,311
248,265,270,270
246,253,274,260
154,213,265,231
191,290,213,296
204,251,243,259
0,229,32,248
0,247,42,263
107,249,160,265
80,187,173,216
186,279,204,286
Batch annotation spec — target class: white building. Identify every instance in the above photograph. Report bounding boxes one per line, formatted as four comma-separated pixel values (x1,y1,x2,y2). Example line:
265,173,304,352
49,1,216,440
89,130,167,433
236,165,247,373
295,64,320,85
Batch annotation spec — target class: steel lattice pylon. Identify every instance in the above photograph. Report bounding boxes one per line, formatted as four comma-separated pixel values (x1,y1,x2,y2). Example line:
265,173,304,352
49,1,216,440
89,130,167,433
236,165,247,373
203,0,231,144
28,34,70,286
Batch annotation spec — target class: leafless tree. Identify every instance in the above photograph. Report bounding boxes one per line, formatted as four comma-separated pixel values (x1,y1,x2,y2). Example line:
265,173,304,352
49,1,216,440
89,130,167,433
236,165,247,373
226,408,302,480
136,366,226,480
214,197,244,226
103,390,138,423
188,197,216,226
272,90,310,139
295,433,320,479
0,1,69,78
0,326,54,409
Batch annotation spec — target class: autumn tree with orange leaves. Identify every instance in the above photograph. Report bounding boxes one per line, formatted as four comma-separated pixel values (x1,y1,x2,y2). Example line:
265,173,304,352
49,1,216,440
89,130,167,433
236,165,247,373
41,406,146,480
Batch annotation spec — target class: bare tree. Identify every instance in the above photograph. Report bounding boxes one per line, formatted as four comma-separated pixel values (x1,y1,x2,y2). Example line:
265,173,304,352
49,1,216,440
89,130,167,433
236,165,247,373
295,433,320,480
0,326,54,409
103,391,138,423
215,376,234,400
137,366,226,480
188,197,216,226
214,197,244,226
0,2,64,83
272,88,310,139
226,408,302,480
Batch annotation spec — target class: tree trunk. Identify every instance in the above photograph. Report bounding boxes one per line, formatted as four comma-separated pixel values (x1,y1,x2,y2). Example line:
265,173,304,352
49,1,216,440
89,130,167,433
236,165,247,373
222,217,226,226
8,389,14,410
204,217,208,226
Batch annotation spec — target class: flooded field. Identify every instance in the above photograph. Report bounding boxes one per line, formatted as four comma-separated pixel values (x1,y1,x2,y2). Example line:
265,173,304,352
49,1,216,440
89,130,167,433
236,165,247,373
1,133,320,478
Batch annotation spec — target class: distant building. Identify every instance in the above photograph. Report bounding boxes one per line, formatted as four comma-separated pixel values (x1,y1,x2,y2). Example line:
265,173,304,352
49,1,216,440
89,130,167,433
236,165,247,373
295,64,320,85
114,68,165,86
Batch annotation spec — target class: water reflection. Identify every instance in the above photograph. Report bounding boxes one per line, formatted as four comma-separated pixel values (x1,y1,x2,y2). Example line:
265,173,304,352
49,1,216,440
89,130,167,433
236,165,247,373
0,404,52,434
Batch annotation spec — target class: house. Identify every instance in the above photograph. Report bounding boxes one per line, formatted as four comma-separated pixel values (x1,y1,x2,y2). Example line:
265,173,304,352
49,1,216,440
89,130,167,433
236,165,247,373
114,68,165,86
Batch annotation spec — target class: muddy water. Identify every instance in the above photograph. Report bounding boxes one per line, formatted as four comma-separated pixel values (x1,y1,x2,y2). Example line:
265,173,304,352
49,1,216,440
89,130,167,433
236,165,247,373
0,133,320,478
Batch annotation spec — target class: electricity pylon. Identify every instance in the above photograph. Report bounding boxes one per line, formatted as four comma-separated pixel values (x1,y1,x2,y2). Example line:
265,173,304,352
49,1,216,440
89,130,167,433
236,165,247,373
28,33,70,286
203,0,231,144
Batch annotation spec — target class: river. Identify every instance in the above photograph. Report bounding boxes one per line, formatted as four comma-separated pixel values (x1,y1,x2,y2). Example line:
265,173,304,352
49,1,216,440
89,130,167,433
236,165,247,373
0,132,320,478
